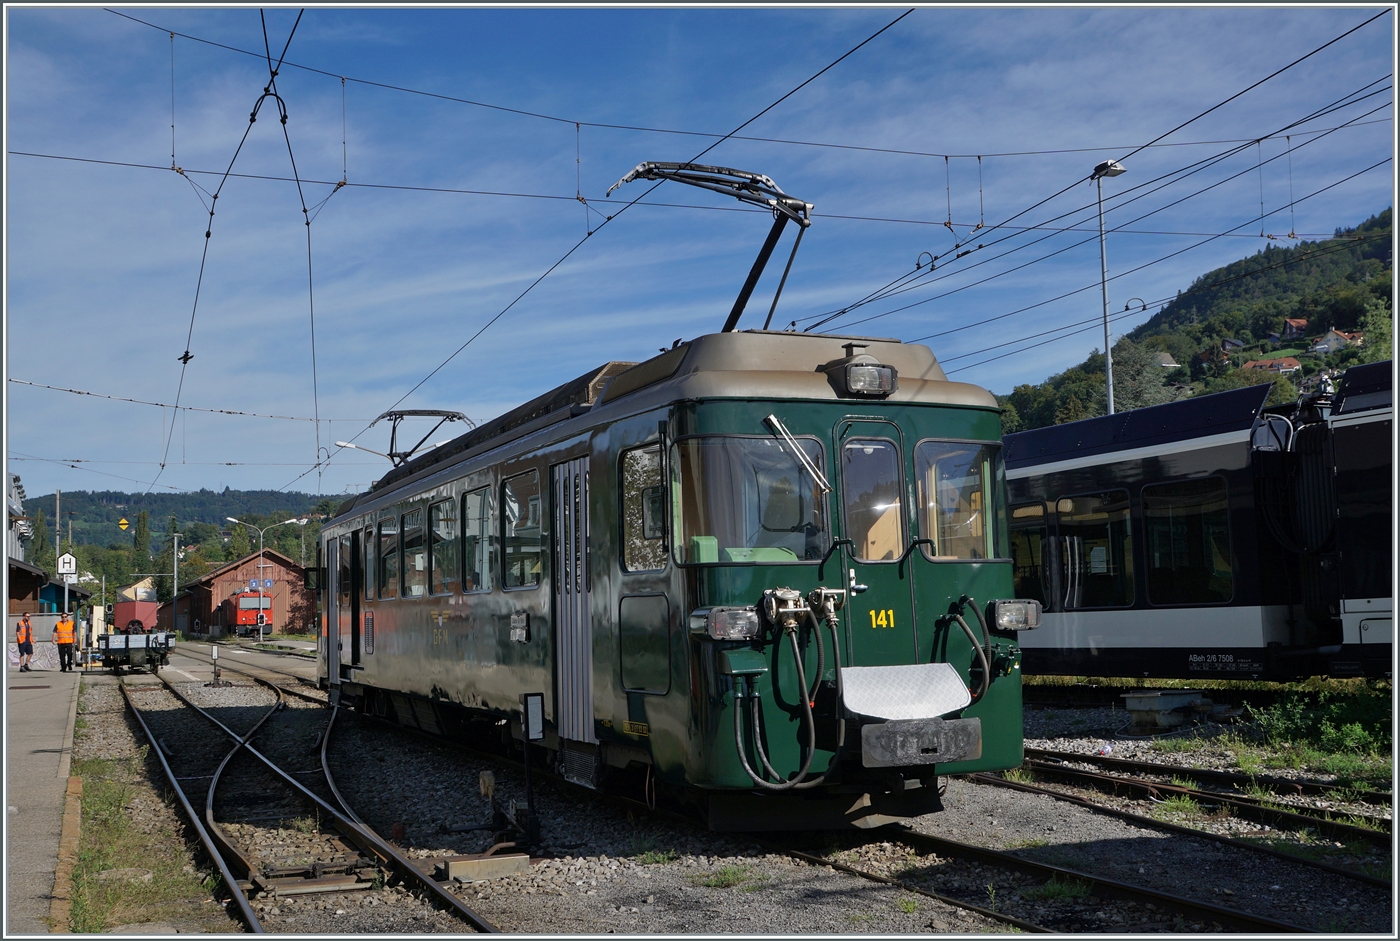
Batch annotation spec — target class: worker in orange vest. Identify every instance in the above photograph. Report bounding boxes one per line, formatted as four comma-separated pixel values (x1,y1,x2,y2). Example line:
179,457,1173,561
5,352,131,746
15,613,35,672
53,613,77,673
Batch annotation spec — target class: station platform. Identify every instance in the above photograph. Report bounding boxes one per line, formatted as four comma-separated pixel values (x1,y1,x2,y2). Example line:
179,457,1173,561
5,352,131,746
5,654,82,935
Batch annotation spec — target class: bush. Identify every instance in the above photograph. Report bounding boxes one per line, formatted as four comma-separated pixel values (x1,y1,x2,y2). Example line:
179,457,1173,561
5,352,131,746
1252,688,1391,752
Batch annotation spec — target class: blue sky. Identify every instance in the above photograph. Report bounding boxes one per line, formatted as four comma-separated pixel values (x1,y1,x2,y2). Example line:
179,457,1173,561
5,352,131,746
5,6,1394,499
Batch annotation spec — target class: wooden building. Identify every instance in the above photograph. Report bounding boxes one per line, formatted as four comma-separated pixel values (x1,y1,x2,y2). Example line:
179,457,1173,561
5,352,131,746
160,549,314,637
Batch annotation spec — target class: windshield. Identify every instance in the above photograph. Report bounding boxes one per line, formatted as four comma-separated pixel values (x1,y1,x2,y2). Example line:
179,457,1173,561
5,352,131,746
915,440,1006,560
238,596,272,610
672,436,829,564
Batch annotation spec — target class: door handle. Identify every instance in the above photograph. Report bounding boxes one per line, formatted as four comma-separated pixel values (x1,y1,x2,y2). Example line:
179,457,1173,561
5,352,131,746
896,538,936,577
849,569,869,595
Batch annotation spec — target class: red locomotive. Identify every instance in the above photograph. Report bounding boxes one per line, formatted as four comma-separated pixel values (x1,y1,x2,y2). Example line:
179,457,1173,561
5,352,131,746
225,590,274,637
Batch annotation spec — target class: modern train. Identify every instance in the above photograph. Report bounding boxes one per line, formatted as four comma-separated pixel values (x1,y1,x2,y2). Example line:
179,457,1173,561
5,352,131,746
1004,360,1392,681
315,330,1040,830
225,590,274,638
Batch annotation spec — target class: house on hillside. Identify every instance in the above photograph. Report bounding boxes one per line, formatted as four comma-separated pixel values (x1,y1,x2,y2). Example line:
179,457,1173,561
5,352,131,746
1310,329,1364,355
1282,318,1308,340
1153,351,1180,368
1221,337,1247,352
1242,356,1302,376
161,548,313,637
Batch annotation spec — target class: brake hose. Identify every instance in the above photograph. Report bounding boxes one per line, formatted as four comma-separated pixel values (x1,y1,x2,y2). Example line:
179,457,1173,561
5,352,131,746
955,595,994,704
736,607,846,791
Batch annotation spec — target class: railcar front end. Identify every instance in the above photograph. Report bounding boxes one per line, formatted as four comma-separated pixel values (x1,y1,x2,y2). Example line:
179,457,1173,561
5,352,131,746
314,332,1035,830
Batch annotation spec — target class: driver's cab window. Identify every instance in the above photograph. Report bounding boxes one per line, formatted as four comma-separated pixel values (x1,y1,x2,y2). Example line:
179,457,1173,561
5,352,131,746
842,438,904,562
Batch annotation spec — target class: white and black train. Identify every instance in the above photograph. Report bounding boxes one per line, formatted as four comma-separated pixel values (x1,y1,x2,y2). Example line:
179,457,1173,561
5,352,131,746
1002,360,1391,680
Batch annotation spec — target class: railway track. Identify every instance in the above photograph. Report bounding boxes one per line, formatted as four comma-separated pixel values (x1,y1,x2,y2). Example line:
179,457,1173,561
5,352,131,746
119,675,496,933
969,772,1391,889
1027,746,1394,806
1022,751,1391,843
170,643,321,692
332,707,1318,933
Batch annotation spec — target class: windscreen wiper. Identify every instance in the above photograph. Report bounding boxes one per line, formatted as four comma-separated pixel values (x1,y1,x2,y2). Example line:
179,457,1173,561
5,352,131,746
608,162,812,332
764,414,831,494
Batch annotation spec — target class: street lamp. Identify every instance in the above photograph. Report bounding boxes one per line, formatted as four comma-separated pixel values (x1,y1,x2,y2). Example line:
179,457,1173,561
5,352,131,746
226,517,308,635
1092,159,1127,415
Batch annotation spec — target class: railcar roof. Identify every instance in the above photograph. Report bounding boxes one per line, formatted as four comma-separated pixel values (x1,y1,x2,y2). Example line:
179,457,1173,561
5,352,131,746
344,330,994,512
1333,359,1393,415
1003,384,1271,470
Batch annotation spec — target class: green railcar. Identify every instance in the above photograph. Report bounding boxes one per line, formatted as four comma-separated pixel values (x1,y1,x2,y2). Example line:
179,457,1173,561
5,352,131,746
317,331,1038,830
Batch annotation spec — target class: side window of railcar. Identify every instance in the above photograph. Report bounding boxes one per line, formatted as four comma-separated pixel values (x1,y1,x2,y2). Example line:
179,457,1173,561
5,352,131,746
621,445,667,572
1057,491,1133,609
362,526,374,601
402,508,428,598
461,487,493,592
915,441,1004,560
429,499,458,595
1009,503,1050,606
1142,478,1232,605
842,438,904,562
503,470,543,589
377,516,399,599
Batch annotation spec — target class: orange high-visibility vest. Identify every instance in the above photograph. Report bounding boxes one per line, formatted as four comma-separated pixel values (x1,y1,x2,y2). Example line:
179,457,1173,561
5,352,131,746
54,619,76,645
16,620,34,644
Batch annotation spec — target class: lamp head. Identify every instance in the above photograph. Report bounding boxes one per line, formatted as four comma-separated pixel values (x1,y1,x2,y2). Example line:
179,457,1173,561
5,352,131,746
1092,160,1127,179
226,517,240,524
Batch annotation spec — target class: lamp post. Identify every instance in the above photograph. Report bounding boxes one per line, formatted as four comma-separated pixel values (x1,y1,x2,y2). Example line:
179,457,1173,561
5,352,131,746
226,517,307,635
1093,159,1127,415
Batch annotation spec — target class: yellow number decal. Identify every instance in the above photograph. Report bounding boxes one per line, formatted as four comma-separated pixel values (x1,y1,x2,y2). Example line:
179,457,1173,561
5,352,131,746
868,609,896,629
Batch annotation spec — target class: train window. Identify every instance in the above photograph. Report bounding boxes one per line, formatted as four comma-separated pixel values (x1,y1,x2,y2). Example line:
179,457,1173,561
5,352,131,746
1057,491,1133,609
1009,504,1049,606
461,486,494,592
671,436,829,564
915,441,1005,560
842,439,903,562
621,445,667,572
362,526,374,601
503,470,543,588
1333,419,1392,604
377,517,399,599
337,534,352,609
402,508,427,598
429,499,458,595
1143,478,1233,605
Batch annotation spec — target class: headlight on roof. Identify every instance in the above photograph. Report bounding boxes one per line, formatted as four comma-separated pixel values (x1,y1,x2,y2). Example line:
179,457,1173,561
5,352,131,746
846,363,897,396
690,607,761,640
991,599,1042,631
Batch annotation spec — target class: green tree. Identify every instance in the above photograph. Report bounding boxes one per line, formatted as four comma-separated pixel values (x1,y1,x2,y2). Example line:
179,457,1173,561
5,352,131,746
30,508,54,573
132,510,151,569
1358,299,1393,364
1111,338,1179,411
998,399,1024,434
228,523,251,562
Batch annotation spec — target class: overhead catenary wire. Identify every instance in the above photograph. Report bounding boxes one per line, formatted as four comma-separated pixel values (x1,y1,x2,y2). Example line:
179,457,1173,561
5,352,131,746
6,379,374,422
803,83,1391,334
906,157,1392,349
273,7,917,493
106,7,1392,162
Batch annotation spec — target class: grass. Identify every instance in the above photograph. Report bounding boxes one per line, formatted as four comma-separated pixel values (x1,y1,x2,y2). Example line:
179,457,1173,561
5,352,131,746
897,897,919,914
290,814,318,835
1002,767,1036,785
692,865,760,889
68,751,221,932
635,849,678,865
1150,795,1202,820
1169,775,1199,790
1021,876,1092,901
1147,736,1201,754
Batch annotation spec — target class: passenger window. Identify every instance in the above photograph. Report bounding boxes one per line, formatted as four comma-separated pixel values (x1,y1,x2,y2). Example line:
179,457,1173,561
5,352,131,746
402,508,427,598
622,445,667,572
1143,478,1232,605
429,499,458,595
1009,503,1049,606
462,487,493,592
362,526,374,601
503,470,543,589
377,517,399,599
916,441,1002,560
1058,491,1133,609
337,534,352,608
842,439,903,562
